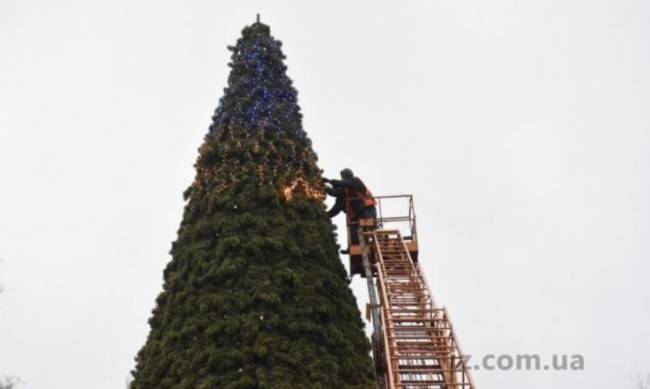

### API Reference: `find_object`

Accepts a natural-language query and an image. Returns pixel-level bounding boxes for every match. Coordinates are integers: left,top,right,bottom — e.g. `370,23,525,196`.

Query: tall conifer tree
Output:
130,21,375,388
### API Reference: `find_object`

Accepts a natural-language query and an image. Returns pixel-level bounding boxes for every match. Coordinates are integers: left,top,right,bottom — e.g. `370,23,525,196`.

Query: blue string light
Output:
210,27,305,140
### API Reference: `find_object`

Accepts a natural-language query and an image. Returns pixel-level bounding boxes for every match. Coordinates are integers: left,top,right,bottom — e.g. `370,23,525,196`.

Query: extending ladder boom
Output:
360,229,475,389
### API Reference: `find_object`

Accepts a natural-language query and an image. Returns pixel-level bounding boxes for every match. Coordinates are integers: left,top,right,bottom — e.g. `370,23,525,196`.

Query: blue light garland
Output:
210,27,305,140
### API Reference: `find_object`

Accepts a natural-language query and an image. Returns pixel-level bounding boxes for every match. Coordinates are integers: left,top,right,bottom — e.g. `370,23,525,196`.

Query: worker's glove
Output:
322,177,330,183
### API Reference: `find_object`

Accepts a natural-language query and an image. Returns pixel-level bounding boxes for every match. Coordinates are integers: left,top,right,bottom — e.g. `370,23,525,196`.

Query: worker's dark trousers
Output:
350,206,378,246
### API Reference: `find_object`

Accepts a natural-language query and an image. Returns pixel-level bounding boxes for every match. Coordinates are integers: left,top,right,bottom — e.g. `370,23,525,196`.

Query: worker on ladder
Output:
323,168,377,254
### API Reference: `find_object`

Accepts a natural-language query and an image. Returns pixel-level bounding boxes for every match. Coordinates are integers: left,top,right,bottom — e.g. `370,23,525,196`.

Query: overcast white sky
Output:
1,1,649,388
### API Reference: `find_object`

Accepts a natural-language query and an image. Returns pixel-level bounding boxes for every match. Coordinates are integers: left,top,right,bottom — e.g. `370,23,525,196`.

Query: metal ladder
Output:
360,229,475,389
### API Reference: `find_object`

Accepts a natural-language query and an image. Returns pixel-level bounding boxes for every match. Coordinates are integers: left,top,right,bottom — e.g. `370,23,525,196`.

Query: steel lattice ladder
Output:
359,228,475,389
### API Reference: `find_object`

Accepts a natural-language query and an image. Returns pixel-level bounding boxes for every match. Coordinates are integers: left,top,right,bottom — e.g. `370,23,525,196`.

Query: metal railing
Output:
346,194,418,250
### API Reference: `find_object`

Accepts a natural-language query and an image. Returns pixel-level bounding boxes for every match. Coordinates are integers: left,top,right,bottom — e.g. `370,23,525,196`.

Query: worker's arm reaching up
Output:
327,177,366,192
323,170,371,218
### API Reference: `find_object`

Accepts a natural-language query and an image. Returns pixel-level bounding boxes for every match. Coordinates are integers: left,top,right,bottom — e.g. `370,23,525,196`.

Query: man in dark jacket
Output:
323,168,377,252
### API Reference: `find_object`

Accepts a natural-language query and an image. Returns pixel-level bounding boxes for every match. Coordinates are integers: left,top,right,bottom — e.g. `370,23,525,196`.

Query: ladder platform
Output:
344,194,474,388
358,228,474,388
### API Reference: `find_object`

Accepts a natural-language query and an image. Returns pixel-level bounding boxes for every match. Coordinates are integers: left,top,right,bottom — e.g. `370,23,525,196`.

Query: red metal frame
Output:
347,194,475,389
345,194,418,250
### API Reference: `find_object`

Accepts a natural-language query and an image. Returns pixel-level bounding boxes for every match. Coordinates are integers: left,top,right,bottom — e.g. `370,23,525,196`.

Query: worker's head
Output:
340,168,354,180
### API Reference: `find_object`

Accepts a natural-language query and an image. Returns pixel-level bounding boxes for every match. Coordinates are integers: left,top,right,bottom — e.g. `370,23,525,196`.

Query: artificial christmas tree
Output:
130,21,375,389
